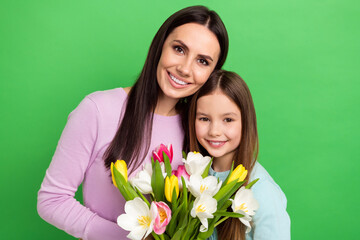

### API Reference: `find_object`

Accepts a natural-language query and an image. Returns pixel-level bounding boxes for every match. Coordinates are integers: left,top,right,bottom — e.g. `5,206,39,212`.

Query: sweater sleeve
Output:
250,179,291,240
37,96,123,240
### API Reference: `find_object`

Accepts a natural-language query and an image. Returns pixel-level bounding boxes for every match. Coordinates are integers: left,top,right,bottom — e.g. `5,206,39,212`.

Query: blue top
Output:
207,162,291,240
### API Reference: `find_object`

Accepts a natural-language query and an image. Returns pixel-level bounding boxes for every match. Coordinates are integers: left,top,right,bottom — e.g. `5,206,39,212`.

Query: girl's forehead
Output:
196,91,241,114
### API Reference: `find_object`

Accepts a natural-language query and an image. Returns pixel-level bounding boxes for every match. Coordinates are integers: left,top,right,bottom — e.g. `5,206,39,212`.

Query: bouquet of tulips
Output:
111,144,259,240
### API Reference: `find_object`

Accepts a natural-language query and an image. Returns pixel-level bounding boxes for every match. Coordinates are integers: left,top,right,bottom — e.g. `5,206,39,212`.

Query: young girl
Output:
187,70,290,240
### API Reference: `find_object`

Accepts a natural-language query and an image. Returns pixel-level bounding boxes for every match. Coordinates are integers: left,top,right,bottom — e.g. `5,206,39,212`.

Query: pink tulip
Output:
151,201,172,234
173,165,190,181
152,144,173,163
172,165,190,189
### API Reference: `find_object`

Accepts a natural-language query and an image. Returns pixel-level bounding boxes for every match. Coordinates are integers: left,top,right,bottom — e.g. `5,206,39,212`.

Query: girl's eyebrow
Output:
173,40,214,62
196,111,208,116
222,112,238,116
196,111,239,117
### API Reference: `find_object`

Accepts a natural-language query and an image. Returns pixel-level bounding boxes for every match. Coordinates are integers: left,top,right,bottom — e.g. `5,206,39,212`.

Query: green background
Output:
1,0,359,239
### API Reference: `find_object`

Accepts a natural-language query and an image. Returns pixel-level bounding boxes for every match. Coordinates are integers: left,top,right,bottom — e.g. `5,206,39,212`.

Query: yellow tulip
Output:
111,160,128,187
164,175,179,202
227,164,248,184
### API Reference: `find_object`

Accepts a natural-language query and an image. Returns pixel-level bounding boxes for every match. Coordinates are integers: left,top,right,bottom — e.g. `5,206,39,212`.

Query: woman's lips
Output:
167,71,190,89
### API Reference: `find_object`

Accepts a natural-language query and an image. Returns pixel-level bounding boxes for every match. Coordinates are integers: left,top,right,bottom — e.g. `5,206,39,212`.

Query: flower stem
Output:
151,232,160,240
214,216,229,228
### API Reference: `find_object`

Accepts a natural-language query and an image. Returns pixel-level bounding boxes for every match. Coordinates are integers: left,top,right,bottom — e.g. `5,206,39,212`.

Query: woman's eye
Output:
174,46,184,54
198,58,209,66
224,118,233,123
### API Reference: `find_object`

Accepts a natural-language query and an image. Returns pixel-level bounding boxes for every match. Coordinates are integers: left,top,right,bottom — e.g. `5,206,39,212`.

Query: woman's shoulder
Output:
70,87,130,122
86,87,129,106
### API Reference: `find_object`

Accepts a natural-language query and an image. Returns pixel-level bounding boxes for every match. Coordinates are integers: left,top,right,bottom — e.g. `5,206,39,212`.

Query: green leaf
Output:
167,202,184,236
214,179,237,201
152,232,161,240
184,219,201,239
152,160,165,201
221,161,235,187
182,151,187,159
220,200,232,211
181,176,188,210
201,157,213,178
213,211,244,218
163,152,172,177
113,167,135,200
195,221,214,239
171,187,178,211
217,181,245,208
246,178,259,189
134,187,150,207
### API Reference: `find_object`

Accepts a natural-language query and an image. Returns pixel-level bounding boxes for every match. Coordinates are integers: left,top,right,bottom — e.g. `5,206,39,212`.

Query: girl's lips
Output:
207,140,227,148
167,71,190,89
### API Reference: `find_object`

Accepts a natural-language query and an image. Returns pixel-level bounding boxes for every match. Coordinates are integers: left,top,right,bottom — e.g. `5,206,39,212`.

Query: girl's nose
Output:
209,122,221,137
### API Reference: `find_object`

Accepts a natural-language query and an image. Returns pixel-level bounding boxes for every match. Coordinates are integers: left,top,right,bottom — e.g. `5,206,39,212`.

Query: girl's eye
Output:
199,117,209,122
224,118,233,123
198,58,209,66
174,46,184,54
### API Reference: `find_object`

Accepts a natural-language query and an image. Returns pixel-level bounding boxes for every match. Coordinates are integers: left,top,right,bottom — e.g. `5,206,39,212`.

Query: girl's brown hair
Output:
187,70,259,239
104,6,229,172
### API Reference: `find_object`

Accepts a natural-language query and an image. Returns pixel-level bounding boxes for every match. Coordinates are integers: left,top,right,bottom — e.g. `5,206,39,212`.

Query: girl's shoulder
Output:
248,162,291,239
250,162,287,206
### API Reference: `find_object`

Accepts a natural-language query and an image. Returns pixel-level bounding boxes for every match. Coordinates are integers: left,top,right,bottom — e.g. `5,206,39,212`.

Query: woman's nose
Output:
176,58,191,77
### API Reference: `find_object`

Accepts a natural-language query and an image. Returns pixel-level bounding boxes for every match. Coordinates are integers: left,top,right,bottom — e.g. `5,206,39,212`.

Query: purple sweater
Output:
37,88,184,240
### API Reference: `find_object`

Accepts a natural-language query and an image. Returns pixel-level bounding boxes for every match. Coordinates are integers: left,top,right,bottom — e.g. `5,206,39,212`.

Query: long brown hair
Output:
188,70,259,239
104,6,229,172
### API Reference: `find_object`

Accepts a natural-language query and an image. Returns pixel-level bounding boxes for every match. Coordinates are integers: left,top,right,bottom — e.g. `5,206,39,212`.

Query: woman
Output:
37,5,229,240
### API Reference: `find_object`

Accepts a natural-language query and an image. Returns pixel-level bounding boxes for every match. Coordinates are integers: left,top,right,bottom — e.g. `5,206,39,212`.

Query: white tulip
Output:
190,194,217,232
117,197,156,240
183,151,211,176
188,175,222,198
231,186,259,233
130,162,167,194
129,163,153,194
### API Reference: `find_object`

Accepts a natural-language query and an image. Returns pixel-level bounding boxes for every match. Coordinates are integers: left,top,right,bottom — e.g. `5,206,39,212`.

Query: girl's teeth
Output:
210,141,223,145
170,74,187,85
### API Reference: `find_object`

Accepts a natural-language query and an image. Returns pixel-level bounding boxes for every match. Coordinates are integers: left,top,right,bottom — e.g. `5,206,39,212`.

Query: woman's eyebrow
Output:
173,40,214,62
173,40,189,51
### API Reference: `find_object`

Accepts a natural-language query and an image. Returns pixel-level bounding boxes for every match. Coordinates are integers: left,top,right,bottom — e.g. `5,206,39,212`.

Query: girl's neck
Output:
212,155,233,172
154,93,179,116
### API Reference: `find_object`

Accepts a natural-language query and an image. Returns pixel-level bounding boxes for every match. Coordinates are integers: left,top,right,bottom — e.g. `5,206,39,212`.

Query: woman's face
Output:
157,23,221,101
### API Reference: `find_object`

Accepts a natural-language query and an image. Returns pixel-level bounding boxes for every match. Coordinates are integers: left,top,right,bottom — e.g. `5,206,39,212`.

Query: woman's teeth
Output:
170,73,187,85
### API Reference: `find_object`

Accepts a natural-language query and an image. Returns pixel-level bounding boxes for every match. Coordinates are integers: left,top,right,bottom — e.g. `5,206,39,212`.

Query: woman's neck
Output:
154,93,179,116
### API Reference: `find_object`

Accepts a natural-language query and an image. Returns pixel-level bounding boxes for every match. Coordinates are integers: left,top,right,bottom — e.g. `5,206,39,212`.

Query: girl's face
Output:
195,90,242,164
157,23,220,101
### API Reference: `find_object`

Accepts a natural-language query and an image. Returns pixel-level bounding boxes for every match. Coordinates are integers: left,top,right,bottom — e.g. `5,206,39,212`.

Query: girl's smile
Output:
206,140,227,148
